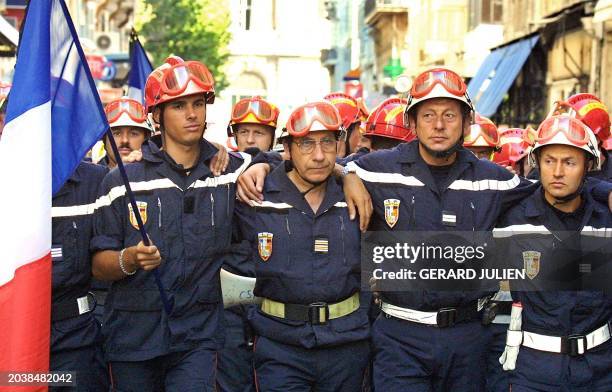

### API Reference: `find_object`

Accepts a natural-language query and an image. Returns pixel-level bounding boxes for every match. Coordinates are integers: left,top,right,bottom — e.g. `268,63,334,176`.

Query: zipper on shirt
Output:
285,215,291,235
470,201,476,232
158,197,162,228
210,193,215,227
340,215,346,265
72,221,77,230
226,184,231,218
410,195,416,228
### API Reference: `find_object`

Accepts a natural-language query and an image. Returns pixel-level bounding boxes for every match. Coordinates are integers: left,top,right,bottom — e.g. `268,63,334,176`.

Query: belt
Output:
261,292,360,325
381,300,482,328
52,292,96,322
520,322,611,356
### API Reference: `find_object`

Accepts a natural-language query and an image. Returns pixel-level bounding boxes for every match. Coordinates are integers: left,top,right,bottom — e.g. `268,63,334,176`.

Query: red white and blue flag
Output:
0,0,108,383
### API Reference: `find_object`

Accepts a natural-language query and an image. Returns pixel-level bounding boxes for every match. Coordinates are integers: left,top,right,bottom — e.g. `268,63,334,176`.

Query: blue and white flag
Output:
128,31,153,104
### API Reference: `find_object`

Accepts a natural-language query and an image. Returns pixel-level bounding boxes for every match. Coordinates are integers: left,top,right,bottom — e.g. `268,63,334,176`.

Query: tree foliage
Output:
138,0,231,91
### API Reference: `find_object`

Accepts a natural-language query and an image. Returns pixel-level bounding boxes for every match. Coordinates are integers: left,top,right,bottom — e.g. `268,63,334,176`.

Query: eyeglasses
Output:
232,97,277,123
536,116,592,146
286,102,343,137
464,122,500,146
105,98,147,123
410,68,467,99
293,137,337,154
160,61,214,96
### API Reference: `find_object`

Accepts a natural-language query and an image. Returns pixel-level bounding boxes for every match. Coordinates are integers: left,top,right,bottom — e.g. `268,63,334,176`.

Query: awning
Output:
593,0,612,23
467,35,539,117
0,15,18,56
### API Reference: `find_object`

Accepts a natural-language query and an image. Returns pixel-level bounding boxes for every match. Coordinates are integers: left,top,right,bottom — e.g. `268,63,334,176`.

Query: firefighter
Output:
217,95,280,392
464,113,500,160
234,101,370,391
496,114,611,391
91,56,251,391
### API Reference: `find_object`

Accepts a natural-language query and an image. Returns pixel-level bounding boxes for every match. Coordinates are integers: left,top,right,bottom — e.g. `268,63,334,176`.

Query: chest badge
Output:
128,201,148,230
258,232,274,261
384,199,400,228
522,251,541,280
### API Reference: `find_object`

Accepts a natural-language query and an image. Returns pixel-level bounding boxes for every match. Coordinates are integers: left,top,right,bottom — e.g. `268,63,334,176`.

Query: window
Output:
469,0,503,29
238,0,253,30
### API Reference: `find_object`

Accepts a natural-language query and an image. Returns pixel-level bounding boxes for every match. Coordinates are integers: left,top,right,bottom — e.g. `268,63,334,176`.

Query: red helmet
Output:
278,101,343,140
323,92,359,130
464,113,499,147
493,127,533,166
356,97,369,122
562,93,611,142
549,94,611,142
145,56,215,112
363,98,415,142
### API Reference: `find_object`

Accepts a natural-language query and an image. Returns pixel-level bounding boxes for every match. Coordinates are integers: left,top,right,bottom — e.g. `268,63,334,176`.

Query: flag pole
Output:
104,130,174,314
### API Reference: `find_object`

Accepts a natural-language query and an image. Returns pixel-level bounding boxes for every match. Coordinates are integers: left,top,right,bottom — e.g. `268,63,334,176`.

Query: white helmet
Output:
529,115,601,170
105,96,153,133
405,68,473,121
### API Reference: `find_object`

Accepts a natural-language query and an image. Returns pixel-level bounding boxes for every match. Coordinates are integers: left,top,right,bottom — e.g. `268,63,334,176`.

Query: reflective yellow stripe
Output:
261,292,360,321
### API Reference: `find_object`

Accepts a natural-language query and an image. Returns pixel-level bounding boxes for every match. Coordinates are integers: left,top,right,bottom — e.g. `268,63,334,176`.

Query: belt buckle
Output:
436,308,457,328
565,334,587,356
308,302,329,325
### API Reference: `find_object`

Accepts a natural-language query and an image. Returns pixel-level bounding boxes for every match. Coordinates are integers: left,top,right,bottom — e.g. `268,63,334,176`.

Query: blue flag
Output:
128,31,153,104
5,0,109,195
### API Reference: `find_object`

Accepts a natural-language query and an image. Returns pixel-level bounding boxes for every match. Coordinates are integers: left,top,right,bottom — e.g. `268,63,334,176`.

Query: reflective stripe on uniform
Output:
492,224,552,238
92,152,251,212
448,175,521,191
346,162,425,187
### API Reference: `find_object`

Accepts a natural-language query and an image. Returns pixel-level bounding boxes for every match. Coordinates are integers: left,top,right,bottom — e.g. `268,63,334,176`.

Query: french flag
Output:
127,31,153,104
0,0,108,383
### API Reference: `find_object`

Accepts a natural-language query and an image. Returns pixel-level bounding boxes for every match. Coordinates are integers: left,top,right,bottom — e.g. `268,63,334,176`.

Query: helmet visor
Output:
410,68,467,99
105,98,147,123
287,102,342,137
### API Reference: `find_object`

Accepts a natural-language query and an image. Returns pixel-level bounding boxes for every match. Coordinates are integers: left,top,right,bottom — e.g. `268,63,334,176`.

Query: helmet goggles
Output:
160,61,214,97
232,97,278,124
536,116,591,147
464,122,499,146
105,98,147,124
286,101,343,137
410,68,467,99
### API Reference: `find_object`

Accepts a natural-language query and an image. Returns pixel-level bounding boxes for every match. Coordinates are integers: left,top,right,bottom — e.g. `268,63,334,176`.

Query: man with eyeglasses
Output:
233,101,370,391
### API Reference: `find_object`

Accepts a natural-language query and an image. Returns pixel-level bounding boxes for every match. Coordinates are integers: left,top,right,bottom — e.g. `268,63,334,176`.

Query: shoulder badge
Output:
522,250,541,280
258,232,273,261
128,201,148,230
384,199,400,228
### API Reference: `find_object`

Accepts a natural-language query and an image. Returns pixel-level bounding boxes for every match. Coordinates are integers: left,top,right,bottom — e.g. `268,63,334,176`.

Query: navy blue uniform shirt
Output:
52,161,107,352
347,140,538,310
91,139,250,361
234,163,370,348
